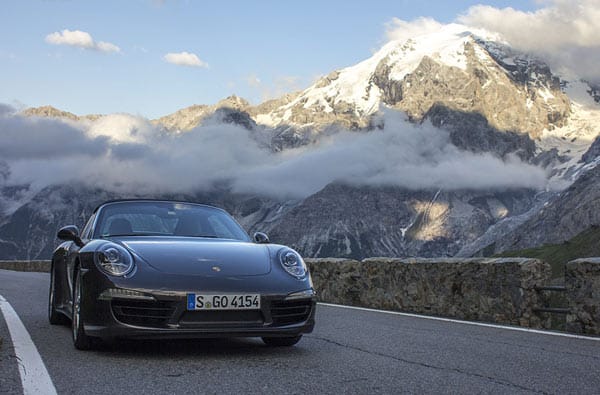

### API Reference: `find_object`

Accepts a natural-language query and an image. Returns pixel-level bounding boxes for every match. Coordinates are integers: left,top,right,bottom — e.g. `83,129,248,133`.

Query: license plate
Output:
187,294,260,310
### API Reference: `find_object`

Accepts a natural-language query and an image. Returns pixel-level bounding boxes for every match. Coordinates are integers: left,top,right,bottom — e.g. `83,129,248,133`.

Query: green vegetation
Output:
496,225,600,278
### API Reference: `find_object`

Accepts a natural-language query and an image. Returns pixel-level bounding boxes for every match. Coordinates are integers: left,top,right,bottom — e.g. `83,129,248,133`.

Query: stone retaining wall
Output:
306,258,553,329
2,257,598,334
0,260,51,272
566,259,600,335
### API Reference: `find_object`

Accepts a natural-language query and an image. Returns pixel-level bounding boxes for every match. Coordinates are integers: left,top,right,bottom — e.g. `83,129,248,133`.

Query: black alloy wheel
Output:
48,263,68,325
72,267,93,350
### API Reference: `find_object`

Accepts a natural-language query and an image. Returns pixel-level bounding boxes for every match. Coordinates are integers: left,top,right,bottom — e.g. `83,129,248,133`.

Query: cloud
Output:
0,114,109,160
0,106,547,198
0,104,15,117
163,51,208,68
232,111,547,197
385,17,444,42
458,0,600,82
45,29,121,53
246,74,261,88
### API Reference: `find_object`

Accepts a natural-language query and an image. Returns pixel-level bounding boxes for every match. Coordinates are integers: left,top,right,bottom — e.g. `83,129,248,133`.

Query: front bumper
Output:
83,290,316,340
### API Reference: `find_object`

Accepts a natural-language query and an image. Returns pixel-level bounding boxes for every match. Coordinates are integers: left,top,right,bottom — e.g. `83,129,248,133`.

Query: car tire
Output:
49,263,69,325
262,335,302,347
72,266,95,350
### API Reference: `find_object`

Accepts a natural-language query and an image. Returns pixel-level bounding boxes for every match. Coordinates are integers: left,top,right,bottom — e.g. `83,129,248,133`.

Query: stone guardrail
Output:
566,258,600,335
1,257,598,335
306,258,553,329
0,260,51,272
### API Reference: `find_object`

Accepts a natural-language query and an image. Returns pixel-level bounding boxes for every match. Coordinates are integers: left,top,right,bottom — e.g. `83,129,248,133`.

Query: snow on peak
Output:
273,24,502,124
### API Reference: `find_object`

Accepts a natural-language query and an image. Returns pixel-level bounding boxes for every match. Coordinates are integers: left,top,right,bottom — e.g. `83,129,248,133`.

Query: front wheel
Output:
48,263,68,325
72,267,94,350
262,335,302,347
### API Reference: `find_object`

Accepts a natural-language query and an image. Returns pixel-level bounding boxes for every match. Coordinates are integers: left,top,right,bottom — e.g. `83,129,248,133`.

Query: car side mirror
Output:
57,225,85,248
253,232,270,244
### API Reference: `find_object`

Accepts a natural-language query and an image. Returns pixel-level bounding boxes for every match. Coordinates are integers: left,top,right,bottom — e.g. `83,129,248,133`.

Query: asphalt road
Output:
0,269,599,394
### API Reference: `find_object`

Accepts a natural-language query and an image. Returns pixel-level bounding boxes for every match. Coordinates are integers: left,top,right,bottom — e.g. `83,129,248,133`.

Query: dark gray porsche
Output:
49,200,316,350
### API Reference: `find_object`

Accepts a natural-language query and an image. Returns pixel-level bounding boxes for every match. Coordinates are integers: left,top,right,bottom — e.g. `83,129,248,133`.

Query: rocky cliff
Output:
268,184,536,259
488,165,600,254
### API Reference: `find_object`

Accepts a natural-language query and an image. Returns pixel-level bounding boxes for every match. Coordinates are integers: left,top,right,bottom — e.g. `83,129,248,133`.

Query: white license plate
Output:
187,294,260,310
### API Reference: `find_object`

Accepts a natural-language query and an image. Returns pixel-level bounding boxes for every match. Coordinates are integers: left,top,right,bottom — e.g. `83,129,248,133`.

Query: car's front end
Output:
77,237,316,342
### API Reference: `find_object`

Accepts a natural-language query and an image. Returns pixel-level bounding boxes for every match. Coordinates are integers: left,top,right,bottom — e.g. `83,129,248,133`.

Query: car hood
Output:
118,237,271,276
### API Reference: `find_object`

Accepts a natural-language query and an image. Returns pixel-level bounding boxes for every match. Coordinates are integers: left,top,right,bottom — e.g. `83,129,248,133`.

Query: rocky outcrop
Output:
424,104,536,160
306,257,552,328
492,165,600,253
388,45,569,141
21,105,102,122
270,184,536,259
153,95,253,131
581,135,600,164
566,258,600,335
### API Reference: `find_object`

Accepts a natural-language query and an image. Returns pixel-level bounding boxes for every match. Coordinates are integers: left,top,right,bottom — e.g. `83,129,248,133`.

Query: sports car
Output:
49,199,316,350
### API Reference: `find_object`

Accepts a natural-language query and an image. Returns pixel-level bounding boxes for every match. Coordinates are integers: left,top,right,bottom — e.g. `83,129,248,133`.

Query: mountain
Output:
153,95,255,131
267,183,536,259
259,25,570,139
4,23,600,260
21,105,102,122
488,164,600,254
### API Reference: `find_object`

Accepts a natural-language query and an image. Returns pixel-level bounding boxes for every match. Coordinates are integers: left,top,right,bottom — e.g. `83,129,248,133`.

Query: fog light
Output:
98,288,155,301
285,289,316,300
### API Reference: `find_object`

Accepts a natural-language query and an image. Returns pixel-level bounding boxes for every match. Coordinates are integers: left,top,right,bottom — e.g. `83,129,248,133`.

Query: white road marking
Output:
319,302,600,342
0,294,57,395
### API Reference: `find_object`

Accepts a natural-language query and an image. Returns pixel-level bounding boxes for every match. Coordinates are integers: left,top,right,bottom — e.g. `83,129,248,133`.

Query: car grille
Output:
178,310,264,327
111,300,176,328
270,300,312,326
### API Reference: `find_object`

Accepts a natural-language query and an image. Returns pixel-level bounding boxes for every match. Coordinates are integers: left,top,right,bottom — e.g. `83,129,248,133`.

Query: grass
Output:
495,225,600,278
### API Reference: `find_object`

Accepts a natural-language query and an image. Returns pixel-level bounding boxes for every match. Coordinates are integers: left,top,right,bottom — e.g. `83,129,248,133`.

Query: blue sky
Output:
0,0,540,118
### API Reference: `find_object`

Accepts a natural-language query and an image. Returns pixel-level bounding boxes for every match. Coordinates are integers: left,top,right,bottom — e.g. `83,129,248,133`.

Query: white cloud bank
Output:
0,106,547,199
163,51,208,68
457,0,600,82
45,29,120,53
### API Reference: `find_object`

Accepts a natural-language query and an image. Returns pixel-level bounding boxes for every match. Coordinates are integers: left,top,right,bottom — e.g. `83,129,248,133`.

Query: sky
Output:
0,0,544,119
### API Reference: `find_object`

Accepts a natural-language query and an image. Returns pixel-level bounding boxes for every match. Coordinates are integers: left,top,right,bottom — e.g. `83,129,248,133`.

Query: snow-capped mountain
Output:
256,24,572,148
2,23,600,260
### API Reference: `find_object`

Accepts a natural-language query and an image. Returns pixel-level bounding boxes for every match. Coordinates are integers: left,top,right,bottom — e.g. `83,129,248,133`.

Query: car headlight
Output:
279,248,307,279
94,242,134,276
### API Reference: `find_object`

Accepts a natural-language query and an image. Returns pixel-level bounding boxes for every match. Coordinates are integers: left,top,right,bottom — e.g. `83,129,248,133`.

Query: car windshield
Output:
93,201,250,242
